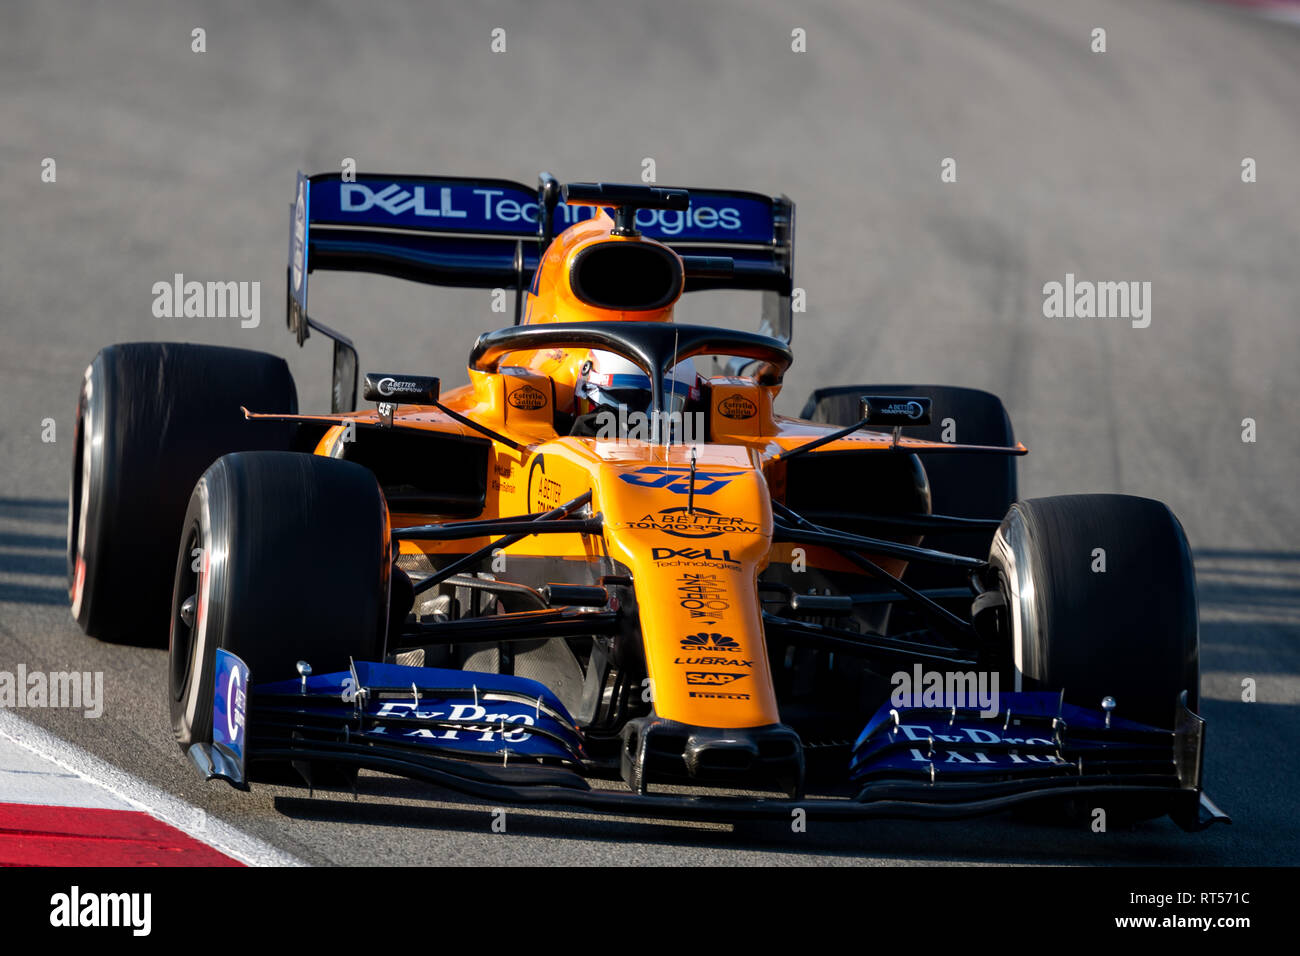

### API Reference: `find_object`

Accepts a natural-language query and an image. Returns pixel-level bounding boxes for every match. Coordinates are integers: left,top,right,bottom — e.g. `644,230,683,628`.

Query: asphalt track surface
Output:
1,0,1298,866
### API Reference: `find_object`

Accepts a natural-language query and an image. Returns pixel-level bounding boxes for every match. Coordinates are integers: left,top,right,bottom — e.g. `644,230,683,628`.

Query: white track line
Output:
0,709,304,867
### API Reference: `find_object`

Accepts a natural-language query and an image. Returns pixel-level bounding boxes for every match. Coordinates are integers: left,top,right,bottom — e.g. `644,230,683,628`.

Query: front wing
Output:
190,651,1228,831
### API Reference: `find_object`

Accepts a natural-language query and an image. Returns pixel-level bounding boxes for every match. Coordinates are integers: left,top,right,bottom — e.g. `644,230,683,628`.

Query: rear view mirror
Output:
362,373,440,405
859,395,932,426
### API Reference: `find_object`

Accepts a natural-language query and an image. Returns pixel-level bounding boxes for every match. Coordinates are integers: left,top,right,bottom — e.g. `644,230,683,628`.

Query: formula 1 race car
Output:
67,171,1227,830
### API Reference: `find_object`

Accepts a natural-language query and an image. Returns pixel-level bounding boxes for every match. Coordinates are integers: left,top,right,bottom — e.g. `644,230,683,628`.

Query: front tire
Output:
989,493,1199,729
990,494,1200,826
169,451,391,751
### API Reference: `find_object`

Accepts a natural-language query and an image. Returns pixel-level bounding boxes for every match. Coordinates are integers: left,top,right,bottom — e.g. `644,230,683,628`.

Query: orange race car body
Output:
70,171,1225,829
265,174,1020,738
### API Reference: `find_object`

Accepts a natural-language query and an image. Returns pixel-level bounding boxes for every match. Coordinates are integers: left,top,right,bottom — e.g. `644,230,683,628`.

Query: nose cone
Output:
595,447,779,730
621,717,805,798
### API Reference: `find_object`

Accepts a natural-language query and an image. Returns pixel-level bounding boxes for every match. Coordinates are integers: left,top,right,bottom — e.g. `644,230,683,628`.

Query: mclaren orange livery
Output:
65,172,1225,828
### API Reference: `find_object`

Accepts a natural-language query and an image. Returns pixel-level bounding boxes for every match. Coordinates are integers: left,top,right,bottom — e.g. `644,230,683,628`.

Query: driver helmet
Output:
574,349,699,420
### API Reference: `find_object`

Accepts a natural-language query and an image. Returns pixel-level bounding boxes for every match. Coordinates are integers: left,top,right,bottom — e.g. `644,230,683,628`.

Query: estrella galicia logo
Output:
508,384,547,410
619,465,738,496
681,632,741,652
685,672,747,686
717,395,757,420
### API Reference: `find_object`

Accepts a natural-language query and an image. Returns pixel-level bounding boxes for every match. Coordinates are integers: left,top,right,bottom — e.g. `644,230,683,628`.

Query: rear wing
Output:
286,171,795,348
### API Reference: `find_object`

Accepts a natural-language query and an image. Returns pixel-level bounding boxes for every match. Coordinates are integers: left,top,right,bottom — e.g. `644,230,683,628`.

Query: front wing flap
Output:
198,660,1226,831
849,692,1226,830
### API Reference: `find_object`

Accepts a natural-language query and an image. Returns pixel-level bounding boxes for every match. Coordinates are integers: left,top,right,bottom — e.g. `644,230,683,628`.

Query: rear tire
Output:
68,343,298,644
169,451,391,751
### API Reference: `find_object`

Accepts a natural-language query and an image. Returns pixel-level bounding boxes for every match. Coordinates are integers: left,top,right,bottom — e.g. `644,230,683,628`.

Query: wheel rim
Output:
171,520,203,703
989,506,1035,694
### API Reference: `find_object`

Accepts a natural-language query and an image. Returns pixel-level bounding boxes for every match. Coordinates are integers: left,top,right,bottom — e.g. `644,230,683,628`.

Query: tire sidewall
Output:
170,468,225,748
68,355,116,634
989,503,1036,693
